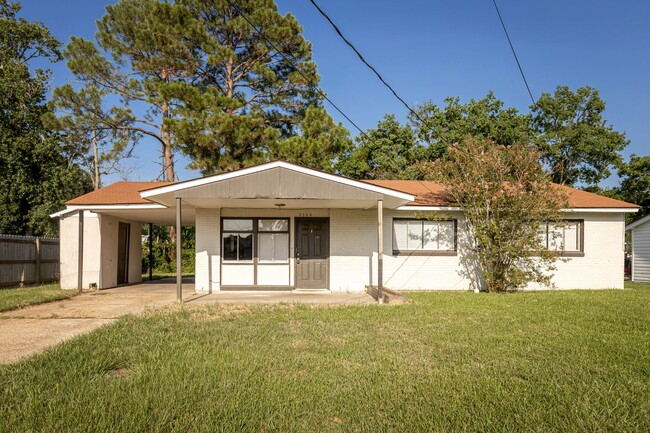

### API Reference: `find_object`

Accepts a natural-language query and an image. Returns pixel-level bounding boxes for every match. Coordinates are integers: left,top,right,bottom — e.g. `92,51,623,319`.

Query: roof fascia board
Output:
397,206,638,213
396,206,463,211
50,203,167,219
562,208,639,213
625,213,650,231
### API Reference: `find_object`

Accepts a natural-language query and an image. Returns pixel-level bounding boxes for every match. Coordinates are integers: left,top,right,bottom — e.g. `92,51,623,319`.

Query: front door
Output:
295,219,329,289
117,222,130,285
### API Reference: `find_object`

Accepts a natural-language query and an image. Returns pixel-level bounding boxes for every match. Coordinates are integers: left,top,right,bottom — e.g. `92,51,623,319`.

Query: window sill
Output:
558,251,585,257
392,250,457,257
529,251,585,258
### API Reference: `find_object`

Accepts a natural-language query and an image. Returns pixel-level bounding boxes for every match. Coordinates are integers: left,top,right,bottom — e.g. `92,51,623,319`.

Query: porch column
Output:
377,199,383,304
176,198,182,302
148,223,153,281
77,210,84,293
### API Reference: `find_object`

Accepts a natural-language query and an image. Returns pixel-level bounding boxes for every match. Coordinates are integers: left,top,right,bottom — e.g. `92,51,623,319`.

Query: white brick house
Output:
52,161,639,294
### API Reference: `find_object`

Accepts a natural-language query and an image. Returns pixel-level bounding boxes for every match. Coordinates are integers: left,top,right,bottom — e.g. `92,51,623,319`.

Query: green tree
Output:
172,0,320,173
60,0,194,181
419,137,567,292
269,106,351,172
0,0,90,236
532,85,629,186
412,92,532,159
619,154,649,221
45,84,136,190
61,0,324,177
337,114,424,180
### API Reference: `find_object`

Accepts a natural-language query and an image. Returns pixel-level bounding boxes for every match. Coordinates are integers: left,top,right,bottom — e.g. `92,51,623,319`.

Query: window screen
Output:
543,220,583,253
393,219,456,252
258,233,289,262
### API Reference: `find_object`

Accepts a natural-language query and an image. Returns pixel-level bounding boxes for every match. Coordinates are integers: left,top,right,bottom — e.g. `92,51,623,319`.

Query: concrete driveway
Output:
0,279,374,364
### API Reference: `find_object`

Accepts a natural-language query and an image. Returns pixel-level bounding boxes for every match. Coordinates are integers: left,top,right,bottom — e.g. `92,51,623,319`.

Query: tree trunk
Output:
161,99,175,183
92,130,100,190
160,70,176,251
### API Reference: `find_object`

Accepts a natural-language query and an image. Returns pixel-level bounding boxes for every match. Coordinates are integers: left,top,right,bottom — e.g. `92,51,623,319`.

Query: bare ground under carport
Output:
0,278,374,364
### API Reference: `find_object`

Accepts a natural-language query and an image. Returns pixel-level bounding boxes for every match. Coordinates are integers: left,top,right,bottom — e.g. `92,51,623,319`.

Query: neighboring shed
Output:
626,214,650,283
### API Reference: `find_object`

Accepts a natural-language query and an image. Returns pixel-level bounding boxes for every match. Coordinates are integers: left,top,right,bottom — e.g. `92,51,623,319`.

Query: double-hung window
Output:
540,220,584,256
393,219,456,255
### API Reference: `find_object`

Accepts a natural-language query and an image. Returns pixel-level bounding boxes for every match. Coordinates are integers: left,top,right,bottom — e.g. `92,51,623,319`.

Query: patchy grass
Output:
1,286,649,432
0,283,74,312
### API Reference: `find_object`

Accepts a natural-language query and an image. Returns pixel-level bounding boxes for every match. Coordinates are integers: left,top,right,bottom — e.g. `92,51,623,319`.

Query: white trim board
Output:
626,213,650,231
140,160,415,202
50,203,167,218
397,206,638,213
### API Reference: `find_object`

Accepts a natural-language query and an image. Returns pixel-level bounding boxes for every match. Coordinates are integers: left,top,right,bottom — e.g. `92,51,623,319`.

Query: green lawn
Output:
0,283,74,312
1,284,649,432
141,271,195,281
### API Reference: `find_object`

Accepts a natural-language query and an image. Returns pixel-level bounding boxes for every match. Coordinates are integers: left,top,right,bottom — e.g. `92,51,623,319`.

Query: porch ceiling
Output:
94,207,196,226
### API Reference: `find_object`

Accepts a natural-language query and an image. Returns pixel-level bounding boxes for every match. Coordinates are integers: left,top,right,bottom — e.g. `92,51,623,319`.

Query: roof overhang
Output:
50,204,196,226
626,213,650,231
563,208,639,213
395,206,639,213
141,161,415,209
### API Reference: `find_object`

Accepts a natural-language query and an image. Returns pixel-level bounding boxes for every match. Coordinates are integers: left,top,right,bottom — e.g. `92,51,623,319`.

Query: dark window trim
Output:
220,218,291,286
392,218,458,256
543,219,585,255
222,217,254,233
257,218,290,233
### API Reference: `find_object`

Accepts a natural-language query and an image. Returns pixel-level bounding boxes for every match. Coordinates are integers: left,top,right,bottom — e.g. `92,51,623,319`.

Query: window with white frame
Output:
540,220,583,254
393,219,456,254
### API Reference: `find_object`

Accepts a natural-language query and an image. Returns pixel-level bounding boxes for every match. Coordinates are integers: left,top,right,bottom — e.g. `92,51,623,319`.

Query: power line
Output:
491,0,536,104
224,0,372,142
308,0,429,126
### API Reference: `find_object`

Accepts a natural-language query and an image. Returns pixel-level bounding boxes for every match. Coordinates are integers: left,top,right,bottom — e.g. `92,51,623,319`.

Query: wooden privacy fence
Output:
0,235,60,287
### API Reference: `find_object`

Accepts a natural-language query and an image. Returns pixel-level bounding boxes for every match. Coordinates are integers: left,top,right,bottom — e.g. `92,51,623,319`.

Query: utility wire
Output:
308,0,429,126
224,0,372,142
491,0,536,104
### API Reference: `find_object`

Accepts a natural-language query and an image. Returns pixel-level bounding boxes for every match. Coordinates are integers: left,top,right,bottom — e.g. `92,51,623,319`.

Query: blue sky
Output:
19,0,650,186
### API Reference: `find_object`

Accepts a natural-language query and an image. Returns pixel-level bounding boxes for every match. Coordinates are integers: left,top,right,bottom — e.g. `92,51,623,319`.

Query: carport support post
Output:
77,210,84,293
148,223,153,282
176,198,182,302
377,199,383,304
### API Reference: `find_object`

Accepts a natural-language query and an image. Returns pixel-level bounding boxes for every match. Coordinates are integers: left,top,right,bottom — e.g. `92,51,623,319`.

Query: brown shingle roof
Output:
364,180,640,209
65,181,173,205
65,178,639,209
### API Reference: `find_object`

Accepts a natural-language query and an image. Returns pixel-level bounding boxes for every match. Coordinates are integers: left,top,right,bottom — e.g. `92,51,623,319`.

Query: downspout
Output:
377,199,384,304
176,197,182,302
77,210,84,293
98,213,103,289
